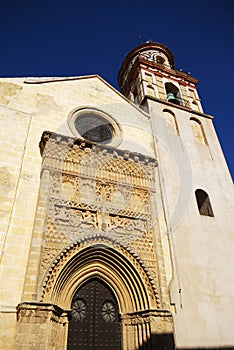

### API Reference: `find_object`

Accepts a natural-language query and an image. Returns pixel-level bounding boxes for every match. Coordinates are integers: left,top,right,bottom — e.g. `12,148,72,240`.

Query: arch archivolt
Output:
41,236,160,313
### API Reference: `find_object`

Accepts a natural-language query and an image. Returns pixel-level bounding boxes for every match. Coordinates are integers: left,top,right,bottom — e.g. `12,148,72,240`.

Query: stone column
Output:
14,302,69,350
121,309,174,350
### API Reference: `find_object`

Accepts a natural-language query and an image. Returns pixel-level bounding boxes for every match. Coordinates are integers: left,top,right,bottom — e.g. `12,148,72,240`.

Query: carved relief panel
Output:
38,132,163,297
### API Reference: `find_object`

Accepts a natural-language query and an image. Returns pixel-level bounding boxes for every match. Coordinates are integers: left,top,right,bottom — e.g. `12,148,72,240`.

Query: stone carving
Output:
54,207,96,228
108,215,145,236
39,131,157,174
40,236,160,307
54,206,70,222
79,177,100,205
37,132,167,309
139,50,163,63
121,309,173,327
49,204,147,245
41,248,60,271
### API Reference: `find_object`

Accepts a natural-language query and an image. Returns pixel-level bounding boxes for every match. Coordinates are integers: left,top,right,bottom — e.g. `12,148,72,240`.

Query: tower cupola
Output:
118,41,202,112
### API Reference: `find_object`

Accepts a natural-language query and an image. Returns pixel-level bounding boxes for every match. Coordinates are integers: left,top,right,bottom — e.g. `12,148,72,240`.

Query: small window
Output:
156,56,165,64
190,118,207,145
195,189,214,217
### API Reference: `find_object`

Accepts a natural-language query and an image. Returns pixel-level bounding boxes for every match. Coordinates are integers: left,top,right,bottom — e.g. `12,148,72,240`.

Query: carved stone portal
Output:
38,132,161,287
17,131,174,350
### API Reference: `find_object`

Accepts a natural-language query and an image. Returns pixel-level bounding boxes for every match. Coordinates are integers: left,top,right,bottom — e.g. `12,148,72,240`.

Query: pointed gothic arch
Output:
42,237,158,312
34,238,174,350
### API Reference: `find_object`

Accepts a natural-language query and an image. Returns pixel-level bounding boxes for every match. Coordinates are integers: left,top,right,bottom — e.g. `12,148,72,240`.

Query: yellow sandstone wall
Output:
0,76,159,349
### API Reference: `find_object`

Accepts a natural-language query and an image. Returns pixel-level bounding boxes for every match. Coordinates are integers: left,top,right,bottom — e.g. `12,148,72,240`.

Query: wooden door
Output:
67,278,121,349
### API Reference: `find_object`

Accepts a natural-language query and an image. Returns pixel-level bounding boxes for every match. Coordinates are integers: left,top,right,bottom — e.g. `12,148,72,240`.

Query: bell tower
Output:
118,41,202,112
119,41,234,348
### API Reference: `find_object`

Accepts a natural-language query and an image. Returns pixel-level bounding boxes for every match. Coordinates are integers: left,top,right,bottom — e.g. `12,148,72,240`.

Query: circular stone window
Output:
69,108,121,146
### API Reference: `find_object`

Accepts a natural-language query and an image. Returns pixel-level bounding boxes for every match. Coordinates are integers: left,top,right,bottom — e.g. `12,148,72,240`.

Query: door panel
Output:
67,278,121,350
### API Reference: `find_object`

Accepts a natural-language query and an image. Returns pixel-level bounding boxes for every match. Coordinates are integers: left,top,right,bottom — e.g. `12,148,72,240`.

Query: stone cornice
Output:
120,56,198,96
141,95,214,119
39,131,158,167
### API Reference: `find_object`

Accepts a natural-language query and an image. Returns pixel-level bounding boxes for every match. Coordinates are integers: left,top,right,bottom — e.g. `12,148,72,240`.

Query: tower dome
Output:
118,41,200,111
118,41,175,95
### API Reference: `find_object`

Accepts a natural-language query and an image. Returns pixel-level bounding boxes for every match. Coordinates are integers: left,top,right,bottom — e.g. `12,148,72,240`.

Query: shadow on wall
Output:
137,334,234,350
137,333,175,350
177,348,234,350
176,346,234,350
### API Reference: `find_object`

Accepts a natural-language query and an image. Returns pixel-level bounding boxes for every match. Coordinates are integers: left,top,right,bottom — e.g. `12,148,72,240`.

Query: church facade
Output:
0,42,233,350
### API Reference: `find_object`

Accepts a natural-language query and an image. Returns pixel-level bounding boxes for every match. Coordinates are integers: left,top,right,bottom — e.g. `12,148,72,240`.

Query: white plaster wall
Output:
148,99,234,347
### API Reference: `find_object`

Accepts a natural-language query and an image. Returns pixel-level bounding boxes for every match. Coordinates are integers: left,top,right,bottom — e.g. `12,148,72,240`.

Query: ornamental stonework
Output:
35,131,170,306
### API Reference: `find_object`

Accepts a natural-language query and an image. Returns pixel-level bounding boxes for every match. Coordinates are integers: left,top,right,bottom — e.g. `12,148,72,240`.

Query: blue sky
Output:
1,0,233,180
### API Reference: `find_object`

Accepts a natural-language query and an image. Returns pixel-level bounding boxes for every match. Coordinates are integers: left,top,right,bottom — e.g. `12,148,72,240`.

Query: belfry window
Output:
165,82,182,106
195,189,214,217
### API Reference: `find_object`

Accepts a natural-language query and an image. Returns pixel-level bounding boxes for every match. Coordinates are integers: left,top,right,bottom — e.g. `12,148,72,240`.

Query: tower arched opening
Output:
165,82,183,106
195,189,214,217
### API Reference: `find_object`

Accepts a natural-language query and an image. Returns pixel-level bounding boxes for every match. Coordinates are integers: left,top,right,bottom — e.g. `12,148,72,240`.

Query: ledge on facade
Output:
122,308,173,320
16,301,68,318
137,56,198,84
119,56,198,95
140,95,214,119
